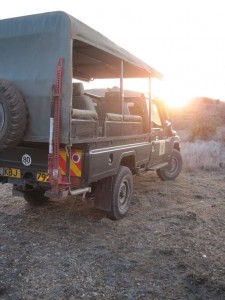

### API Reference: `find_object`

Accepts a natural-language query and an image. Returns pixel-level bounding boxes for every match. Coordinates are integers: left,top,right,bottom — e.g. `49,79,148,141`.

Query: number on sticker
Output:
22,154,32,166
37,172,49,182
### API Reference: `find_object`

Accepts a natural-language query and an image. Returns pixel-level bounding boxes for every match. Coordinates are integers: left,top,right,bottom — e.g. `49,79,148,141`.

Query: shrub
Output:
189,114,220,142
216,126,225,144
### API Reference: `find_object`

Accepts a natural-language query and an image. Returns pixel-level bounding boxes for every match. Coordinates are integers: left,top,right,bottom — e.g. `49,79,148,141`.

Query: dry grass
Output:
181,140,225,171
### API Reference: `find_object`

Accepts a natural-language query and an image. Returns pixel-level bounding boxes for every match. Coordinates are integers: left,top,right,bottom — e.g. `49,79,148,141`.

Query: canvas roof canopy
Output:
67,13,162,80
72,40,160,80
0,11,162,143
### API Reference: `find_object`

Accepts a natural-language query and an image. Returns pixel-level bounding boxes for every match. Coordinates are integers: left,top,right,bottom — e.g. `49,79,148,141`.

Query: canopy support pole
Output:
149,77,151,133
120,60,124,115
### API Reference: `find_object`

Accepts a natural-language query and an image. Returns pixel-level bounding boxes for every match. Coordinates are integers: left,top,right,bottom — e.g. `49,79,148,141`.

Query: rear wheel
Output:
109,166,133,220
23,190,49,206
157,149,182,181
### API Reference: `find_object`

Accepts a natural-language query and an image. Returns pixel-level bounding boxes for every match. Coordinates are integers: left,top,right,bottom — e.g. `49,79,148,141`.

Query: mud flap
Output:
94,176,113,212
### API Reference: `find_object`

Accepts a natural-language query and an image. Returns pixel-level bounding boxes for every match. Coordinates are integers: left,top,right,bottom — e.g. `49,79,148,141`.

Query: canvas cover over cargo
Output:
0,11,162,144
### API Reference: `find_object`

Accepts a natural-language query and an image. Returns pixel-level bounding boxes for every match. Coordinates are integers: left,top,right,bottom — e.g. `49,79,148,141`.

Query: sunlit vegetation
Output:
168,97,225,171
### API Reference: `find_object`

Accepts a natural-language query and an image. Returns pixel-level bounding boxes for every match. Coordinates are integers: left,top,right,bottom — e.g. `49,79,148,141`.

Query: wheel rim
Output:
167,156,178,176
0,104,5,132
118,179,130,212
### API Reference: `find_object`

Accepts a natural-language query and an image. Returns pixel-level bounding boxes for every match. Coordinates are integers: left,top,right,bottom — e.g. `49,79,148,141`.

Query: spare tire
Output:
0,79,28,151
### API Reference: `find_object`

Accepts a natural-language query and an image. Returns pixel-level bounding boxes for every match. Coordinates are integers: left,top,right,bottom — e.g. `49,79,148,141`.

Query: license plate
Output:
4,168,21,178
37,172,49,182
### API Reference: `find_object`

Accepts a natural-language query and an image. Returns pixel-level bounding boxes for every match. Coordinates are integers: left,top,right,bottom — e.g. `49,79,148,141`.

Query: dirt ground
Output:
1,169,225,300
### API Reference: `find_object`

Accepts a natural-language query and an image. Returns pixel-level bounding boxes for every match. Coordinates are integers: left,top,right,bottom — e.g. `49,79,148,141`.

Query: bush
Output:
216,126,225,144
189,115,220,141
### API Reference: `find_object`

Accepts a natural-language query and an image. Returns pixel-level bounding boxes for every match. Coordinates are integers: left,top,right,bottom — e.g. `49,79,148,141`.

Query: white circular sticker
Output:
22,154,32,166
72,153,80,163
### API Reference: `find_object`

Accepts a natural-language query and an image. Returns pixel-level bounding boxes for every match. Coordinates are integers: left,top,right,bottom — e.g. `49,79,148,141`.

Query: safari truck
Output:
0,11,182,219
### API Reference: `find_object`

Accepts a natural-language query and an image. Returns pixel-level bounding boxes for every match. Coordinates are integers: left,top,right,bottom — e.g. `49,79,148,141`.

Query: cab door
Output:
149,100,170,167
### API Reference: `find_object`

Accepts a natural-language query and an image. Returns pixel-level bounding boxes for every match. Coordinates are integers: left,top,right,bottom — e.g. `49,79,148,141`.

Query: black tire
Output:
23,190,49,206
0,79,28,151
157,149,182,181
109,166,133,220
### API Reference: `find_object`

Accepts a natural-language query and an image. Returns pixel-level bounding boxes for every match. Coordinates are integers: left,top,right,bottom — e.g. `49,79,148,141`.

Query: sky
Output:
0,0,224,107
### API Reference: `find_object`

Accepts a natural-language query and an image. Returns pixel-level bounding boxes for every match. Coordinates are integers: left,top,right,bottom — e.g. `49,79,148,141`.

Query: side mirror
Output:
165,119,173,136
165,119,172,128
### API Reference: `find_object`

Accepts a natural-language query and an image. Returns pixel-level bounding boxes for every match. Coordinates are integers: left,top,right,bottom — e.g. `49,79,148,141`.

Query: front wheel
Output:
23,190,49,206
157,149,182,181
109,166,133,220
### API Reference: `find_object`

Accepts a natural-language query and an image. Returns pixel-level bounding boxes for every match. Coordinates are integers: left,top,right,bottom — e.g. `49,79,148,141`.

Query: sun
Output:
152,78,192,108
124,78,192,108
163,95,191,108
